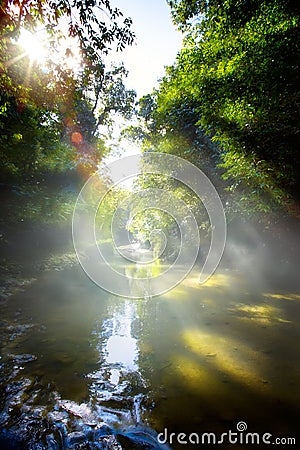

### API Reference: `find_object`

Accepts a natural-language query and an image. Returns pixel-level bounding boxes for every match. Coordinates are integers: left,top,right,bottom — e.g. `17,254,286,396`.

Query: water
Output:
1,255,300,448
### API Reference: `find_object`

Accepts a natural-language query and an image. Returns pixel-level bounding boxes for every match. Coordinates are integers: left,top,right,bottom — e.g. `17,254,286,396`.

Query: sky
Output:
109,0,183,98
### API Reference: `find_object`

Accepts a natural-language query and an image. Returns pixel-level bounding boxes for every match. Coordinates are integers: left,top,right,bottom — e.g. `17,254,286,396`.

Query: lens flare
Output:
72,153,227,298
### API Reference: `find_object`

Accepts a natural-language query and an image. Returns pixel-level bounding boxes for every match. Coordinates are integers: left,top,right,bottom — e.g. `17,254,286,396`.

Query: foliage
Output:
0,0,134,60
0,1,136,180
81,63,136,133
132,0,300,220
123,171,210,260
0,173,80,227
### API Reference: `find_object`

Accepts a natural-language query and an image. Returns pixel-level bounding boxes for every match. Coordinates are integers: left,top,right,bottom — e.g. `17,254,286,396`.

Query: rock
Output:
59,401,99,426
94,423,113,438
66,431,87,446
97,435,122,449
9,353,37,364
46,433,60,450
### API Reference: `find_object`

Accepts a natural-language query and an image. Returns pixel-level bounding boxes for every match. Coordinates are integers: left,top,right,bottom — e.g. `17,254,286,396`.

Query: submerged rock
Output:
8,353,37,364
59,400,100,427
96,435,122,449
117,426,171,449
67,431,88,447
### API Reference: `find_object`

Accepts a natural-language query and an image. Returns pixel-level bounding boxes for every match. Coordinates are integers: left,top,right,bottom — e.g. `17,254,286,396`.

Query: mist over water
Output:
0,217,299,449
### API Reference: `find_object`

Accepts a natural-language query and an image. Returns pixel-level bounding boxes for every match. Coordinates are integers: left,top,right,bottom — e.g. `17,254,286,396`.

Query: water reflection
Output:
106,334,138,370
88,298,147,428
0,266,162,449
95,300,139,377
0,250,300,448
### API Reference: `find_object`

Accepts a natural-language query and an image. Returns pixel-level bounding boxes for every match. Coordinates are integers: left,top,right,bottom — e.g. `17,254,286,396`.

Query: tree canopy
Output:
0,0,134,57
0,0,136,180
131,0,300,221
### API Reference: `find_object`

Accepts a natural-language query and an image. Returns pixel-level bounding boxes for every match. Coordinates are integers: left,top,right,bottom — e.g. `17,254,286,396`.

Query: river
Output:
0,241,300,449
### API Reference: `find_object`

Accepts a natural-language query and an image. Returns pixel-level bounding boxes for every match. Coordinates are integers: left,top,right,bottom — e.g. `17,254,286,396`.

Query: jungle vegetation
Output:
1,0,299,233
127,0,300,223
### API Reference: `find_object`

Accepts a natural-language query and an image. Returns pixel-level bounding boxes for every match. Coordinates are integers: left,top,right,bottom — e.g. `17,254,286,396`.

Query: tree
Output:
0,1,136,178
132,0,300,219
81,63,136,134
0,0,134,60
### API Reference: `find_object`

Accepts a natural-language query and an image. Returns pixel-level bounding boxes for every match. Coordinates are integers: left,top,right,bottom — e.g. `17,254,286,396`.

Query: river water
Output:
0,247,300,449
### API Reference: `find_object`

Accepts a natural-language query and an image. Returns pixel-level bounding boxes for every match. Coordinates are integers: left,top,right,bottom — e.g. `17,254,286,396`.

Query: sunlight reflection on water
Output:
106,334,138,370
1,251,300,448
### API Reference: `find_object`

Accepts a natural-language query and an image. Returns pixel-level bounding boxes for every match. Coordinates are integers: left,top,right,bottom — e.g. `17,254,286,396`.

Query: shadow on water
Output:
0,231,300,449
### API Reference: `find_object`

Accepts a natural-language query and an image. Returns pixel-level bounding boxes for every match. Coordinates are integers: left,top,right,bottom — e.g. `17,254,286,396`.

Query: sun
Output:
18,27,82,72
18,29,47,64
